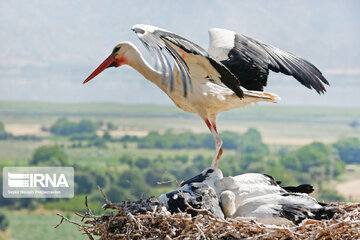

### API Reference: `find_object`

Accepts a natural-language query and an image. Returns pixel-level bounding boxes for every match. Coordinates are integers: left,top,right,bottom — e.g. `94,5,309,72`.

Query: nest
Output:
56,188,360,240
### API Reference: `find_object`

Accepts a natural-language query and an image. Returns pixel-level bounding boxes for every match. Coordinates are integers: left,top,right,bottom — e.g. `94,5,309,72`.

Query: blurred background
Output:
0,1,359,239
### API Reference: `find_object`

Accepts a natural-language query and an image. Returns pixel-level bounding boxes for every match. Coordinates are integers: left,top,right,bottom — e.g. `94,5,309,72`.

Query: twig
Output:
55,213,85,229
85,196,94,217
97,185,112,206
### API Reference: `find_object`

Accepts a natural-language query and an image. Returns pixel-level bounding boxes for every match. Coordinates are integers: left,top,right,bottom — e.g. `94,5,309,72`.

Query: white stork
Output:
172,167,335,225
179,167,313,203
83,24,329,167
220,191,336,225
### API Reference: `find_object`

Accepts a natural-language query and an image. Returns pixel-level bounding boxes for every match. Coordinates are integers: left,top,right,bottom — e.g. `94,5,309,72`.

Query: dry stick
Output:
85,196,94,217
54,215,65,229
55,183,360,239
55,213,85,229
73,211,95,222
97,185,112,206
55,213,95,240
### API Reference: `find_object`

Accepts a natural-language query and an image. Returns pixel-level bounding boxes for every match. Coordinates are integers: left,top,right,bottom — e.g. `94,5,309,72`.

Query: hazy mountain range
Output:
0,0,359,106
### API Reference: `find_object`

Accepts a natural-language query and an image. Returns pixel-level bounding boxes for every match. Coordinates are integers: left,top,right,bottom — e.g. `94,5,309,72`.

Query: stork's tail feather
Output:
283,184,314,194
243,90,281,103
280,204,338,224
313,206,339,221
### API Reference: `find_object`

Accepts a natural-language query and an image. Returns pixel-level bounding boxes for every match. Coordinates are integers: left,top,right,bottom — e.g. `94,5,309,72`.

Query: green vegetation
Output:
0,101,359,239
334,137,360,164
4,211,88,240
1,127,352,211
0,121,9,140
106,122,117,130
134,128,269,154
0,120,41,141
31,145,69,166
0,212,9,232
50,118,99,136
318,189,346,202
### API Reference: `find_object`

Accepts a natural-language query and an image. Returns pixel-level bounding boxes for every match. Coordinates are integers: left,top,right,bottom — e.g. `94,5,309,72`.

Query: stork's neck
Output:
128,47,166,92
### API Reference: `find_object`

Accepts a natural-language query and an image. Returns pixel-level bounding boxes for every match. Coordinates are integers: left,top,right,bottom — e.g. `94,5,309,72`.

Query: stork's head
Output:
83,41,138,84
180,167,223,188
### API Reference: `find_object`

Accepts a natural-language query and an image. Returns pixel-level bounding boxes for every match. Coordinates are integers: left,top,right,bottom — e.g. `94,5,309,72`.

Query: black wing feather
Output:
221,34,329,93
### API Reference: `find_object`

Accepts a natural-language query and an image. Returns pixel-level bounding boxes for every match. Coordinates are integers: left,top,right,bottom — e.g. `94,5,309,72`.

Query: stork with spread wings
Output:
84,24,329,168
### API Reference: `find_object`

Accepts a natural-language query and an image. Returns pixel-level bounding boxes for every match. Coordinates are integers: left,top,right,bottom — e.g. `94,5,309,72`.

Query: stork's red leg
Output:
205,119,223,167
212,122,223,159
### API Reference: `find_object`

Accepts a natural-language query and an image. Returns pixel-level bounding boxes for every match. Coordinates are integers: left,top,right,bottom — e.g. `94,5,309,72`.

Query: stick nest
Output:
56,189,360,240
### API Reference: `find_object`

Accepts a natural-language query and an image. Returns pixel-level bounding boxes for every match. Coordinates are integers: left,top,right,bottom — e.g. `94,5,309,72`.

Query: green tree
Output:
107,122,117,130
290,142,345,180
0,213,9,231
318,189,345,202
279,155,302,171
77,120,98,134
135,157,151,169
0,121,12,140
0,121,4,132
102,131,112,141
119,154,134,167
221,131,239,149
240,153,265,171
50,118,99,136
30,145,69,166
243,128,262,143
50,118,77,135
296,142,332,172
241,128,269,155
106,185,128,201
333,138,360,164
145,169,164,187
75,172,97,194
90,136,107,148
117,169,151,198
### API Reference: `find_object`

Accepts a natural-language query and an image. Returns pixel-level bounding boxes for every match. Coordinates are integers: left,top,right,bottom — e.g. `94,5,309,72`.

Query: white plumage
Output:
84,24,328,168
220,191,327,225
174,167,335,225
208,28,236,61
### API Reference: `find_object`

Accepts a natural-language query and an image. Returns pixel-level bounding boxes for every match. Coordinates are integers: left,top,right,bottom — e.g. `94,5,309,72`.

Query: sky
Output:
0,0,359,106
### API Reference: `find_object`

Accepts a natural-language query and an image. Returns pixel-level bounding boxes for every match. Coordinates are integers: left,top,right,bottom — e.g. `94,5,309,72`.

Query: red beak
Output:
83,54,117,84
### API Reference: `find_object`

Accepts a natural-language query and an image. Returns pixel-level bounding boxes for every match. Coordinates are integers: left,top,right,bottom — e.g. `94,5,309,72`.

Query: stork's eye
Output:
206,169,214,175
132,28,145,34
112,46,121,54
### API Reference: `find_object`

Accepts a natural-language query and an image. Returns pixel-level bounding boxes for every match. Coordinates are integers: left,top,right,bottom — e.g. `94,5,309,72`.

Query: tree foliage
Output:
30,145,69,166
2,126,354,210
50,118,99,136
0,213,9,231
0,121,4,133
279,142,346,182
333,137,360,164
106,122,117,130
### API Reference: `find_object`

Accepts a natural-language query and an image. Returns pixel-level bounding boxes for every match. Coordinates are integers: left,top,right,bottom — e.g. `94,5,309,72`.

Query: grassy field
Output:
2,210,88,240
1,101,359,124
0,101,359,239
1,101,359,145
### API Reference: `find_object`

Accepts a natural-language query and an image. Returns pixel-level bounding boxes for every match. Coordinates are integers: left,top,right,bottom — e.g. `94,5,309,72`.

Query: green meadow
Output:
0,101,359,239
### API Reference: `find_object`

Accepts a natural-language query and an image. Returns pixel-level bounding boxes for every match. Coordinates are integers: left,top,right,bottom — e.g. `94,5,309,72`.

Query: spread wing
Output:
208,28,329,93
132,24,243,98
